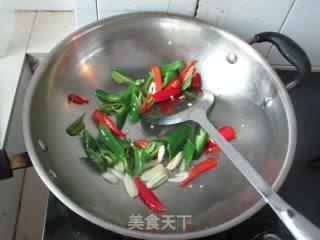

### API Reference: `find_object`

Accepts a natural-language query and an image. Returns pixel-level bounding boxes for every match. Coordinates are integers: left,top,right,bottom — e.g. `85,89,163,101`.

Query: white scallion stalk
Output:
146,170,168,189
179,159,186,172
102,171,120,184
110,168,124,181
166,151,183,171
141,164,165,182
157,145,165,163
143,159,159,171
168,171,189,182
124,174,138,198
114,161,124,172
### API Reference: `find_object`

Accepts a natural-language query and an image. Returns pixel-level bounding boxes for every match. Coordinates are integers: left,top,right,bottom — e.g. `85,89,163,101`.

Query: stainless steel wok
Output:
16,12,312,239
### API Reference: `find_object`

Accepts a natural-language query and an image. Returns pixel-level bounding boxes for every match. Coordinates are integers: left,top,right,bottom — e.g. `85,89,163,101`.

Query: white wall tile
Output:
98,0,170,11
196,0,295,57
167,0,198,16
75,8,98,28
97,0,198,18
267,0,320,67
14,0,74,10
0,12,35,148
74,0,97,28
98,10,132,19
27,12,76,54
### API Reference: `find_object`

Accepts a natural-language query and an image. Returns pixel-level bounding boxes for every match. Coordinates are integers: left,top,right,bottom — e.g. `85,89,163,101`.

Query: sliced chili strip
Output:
179,59,197,81
68,93,90,105
92,109,126,138
180,158,217,187
141,94,155,113
150,66,163,92
152,88,182,103
191,72,201,88
134,139,149,149
164,78,181,91
204,126,236,153
134,177,166,212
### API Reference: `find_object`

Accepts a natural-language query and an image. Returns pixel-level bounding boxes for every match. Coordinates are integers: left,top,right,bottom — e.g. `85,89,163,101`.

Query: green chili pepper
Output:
114,85,134,128
131,144,149,176
183,139,195,166
184,89,199,99
99,102,125,114
111,69,135,85
83,129,97,151
98,125,125,157
142,74,153,94
122,155,134,176
181,75,193,90
160,60,185,73
167,123,194,159
85,148,108,172
96,140,118,165
95,89,121,103
194,127,208,157
144,140,164,159
115,105,129,129
66,113,85,136
163,70,178,87
129,85,143,124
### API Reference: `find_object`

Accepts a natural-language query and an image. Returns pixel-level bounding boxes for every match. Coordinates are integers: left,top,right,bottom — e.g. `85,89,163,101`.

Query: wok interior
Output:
27,14,292,235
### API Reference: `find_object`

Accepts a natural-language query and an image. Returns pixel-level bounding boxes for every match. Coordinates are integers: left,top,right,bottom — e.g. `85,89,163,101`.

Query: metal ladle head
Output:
142,90,215,125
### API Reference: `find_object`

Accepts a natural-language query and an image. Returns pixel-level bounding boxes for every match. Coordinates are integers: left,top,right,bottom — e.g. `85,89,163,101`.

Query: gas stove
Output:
10,57,320,239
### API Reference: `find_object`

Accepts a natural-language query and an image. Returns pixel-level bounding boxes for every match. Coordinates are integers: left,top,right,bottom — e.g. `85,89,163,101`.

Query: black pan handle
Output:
248,32,311,89
0,149,32,180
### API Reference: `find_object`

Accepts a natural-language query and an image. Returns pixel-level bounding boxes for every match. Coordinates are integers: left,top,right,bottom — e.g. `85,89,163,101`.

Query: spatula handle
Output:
190,108,320,240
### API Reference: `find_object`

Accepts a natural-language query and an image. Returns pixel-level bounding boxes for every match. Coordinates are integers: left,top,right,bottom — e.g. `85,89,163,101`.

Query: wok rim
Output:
23,12,297,239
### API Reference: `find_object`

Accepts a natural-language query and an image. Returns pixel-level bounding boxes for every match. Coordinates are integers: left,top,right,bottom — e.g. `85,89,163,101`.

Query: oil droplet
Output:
125,129,129,133
199,185,203,188
226,52,238,64
241,124,245,128
150,125,155,129
168,40,172,45
189,184,193,188
187,103,193,107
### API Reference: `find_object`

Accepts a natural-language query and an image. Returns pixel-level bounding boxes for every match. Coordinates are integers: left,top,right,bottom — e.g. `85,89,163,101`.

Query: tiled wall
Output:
74,0,319,69
14,0,74,10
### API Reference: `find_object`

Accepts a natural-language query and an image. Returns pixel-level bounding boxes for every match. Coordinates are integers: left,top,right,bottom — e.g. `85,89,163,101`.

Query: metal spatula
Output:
143,90,320,240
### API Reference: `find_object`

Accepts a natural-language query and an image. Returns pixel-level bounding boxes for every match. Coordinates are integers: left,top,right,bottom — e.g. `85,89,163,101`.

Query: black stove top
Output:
42,71,320,240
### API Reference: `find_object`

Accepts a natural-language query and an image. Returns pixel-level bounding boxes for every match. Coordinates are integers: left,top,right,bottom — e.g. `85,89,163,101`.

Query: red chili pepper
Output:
159,94,184,113
204,126,236,154
180,59,197,81
150,66,163,92
92,109,126,138
68,93,90,105
141,94,155,113
134,177,166,212
134,139,148,149
164,78,181,91
180,158,217,187
191,72,201,88
152,88,182,103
